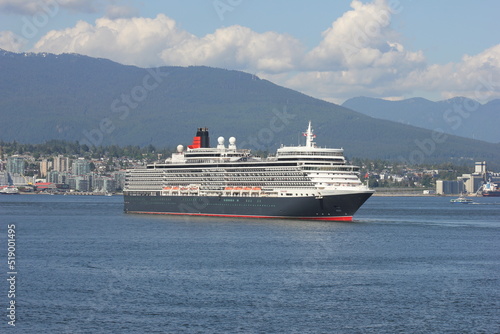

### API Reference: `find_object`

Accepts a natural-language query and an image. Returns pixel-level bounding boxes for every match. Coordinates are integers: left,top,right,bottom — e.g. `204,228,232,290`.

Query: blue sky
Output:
1,0,499,103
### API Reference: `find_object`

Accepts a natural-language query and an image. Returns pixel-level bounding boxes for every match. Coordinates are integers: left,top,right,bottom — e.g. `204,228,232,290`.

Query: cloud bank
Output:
0,31,26,52
0,0,110,15
32,14,192,67
1,0,499,102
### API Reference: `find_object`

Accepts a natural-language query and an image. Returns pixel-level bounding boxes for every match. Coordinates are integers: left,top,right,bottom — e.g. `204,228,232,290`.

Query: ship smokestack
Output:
189,127,210,149
197,127,210,148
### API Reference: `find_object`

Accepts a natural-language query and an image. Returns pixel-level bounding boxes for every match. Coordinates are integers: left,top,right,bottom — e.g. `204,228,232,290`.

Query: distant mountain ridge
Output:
342,96,500,143
1,49,500,168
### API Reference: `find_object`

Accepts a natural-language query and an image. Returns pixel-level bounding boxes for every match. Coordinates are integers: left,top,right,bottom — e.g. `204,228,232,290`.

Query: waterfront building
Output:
459,174,485,194
47,171,60,184
67,175,90,192
47,171,71,185
436,161,499,195
77,178,90,192
112,170,126,191
436,180,465,195
7,156,25,175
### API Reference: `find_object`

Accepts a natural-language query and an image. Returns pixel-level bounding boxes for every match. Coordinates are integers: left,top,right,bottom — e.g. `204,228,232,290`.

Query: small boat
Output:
0,186,20,195
450,195,473,204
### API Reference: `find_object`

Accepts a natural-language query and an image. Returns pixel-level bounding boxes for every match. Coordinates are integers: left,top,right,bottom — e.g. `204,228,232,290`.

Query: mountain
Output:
1,49,500,168
342,96,500,143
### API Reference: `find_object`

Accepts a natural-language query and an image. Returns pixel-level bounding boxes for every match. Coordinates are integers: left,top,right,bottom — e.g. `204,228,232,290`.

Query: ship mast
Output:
305,121,316,148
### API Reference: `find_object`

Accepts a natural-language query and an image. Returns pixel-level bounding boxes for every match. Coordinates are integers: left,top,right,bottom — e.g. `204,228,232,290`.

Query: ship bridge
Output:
276,146,345,163
276,121,345,164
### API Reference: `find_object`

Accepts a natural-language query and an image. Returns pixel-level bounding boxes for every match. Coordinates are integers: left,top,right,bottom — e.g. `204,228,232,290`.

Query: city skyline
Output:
1,153,127,192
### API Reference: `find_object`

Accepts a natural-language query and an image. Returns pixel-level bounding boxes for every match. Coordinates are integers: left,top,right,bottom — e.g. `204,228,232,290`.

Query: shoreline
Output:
9,192,123,196
372,193,482,197
371,187,483,197
6,191,484,198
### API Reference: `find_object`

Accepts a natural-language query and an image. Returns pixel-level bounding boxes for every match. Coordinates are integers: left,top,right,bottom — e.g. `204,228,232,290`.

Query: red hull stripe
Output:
127,211,353,221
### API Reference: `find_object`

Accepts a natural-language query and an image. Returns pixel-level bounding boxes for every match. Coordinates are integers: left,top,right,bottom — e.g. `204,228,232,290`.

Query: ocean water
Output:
1,194,499,333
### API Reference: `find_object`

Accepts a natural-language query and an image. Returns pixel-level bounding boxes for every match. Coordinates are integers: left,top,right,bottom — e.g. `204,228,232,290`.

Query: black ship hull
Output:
124,192,373,221
482,191,500,197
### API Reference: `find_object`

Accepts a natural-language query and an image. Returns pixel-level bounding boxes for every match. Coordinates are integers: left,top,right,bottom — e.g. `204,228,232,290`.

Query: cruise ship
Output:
123,122,373,220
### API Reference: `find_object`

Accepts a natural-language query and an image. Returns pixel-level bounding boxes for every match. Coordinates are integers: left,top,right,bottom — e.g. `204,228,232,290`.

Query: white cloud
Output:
263,0,427,102
401,44,500,102
16,0,500,103
160,25,304,73
32,14,193,67
0,31,27,52
302,0,415,70
31,14,304,72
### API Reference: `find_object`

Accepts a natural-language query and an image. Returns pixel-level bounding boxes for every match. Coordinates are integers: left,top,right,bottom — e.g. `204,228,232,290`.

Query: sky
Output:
0,0,499,104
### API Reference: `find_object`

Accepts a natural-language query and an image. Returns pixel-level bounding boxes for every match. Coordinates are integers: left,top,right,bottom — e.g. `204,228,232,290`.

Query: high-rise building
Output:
0,171,8,186
67,175,90,191
92,174,117,192
47,171,60,184
113,170,126,191
76,178,89,192
53,155,70,172
72,158,91,175
7,156,25,175
40,159,52,178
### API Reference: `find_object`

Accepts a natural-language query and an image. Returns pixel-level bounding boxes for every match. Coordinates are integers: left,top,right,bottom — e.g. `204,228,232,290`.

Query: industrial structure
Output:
436,161,500,195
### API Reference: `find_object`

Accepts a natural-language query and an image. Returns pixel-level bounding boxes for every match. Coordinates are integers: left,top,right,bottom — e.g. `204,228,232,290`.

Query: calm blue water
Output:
1,195,499,333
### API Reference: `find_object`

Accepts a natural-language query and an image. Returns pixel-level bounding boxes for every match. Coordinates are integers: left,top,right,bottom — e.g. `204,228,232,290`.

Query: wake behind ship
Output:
123,122,373,221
